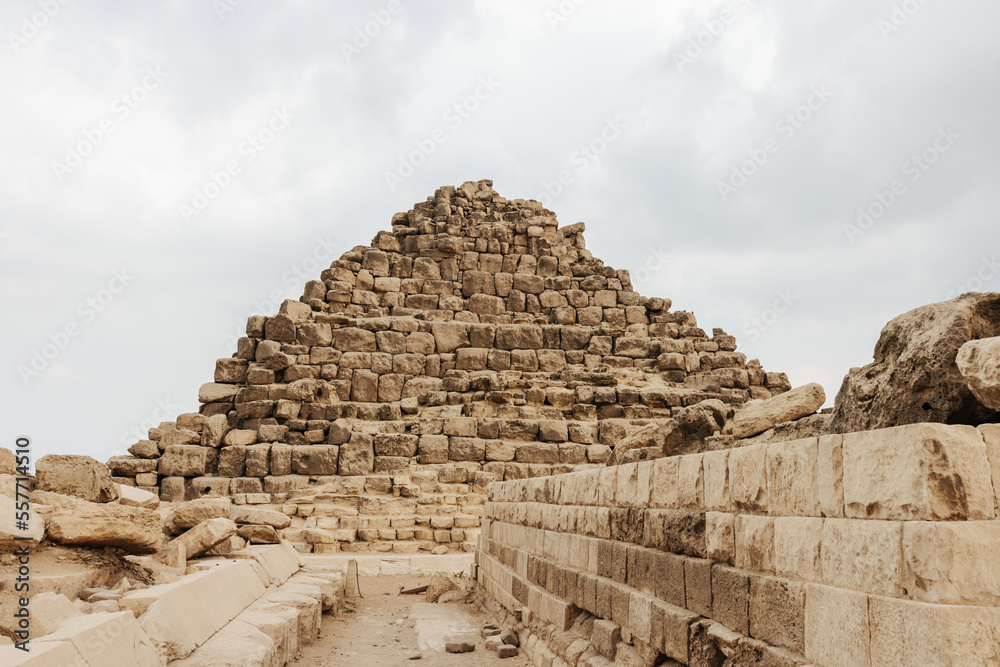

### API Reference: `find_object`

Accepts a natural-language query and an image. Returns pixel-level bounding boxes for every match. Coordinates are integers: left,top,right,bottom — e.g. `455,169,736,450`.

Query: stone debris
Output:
726,382,825,439
444,640,475,653
957,336,1000,410
832,291,1000,432
36,490,162,554
35,454,119,503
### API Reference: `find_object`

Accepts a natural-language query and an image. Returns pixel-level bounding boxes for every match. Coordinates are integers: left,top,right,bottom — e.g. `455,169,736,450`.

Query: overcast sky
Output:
2,0,998,465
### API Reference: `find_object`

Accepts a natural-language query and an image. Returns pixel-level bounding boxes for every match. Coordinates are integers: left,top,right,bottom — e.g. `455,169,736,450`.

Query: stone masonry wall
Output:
108,180,788,555
476,423,1000,666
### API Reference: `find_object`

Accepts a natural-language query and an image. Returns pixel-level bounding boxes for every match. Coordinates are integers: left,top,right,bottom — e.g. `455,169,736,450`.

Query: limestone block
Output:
748,573,805,654
28,592,82,638
629,591,654,644
765,437,821,516
169,619,278,666
956,336,1000,410
449,437,486,462
0,641,87,665
291,446,339,475
158,446,209,478
496,324,544,350
339,434,374,476
198,382,240,403
804,583,870,667
817,434,845,518
351,369,378,402
335,327,376,351
36,454,118,503
164,518,237,560
773,516,823,582
202,414,230,448
418,435,449,464
712,565,750,635
116,484,159,510
45,496,161,553
239,525,280,544
702,450,730,512
34,610,158,667
728,445,767,513
706,512,735,565
822,518,902,597
123,560,267,662
734,514,775,573
869,596,1000,666
729,382,825,438
234,506,292,529
979,423,1000,514
170,497,233,529
432,322,469,353
842,423,995,521
685,557,713,617
650,456,679,509
677,454,704,510
902,520,1000,605
224,429,257,446
649,599,697,662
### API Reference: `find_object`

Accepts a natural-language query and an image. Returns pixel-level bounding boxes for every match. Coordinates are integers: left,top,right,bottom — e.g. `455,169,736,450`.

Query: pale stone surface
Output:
734,514,775,573
34,610,159,667
169,497,233,529
45,495,161,554
116,483,159,510
869,596,1000,666
817,434,845,518
728,445,768,513
956,336,1000,410
706,512,735,565
649,456,678,509
676,454,704,509
765,437,821,516
0,640,88,665
30,592,83,638
127,560,267,662
901,520,1000,605
233,506,292,529
773,516,823,582
198,382,240,403
842,423,995,521
804,583,870,667
979,424,1000,514
702,450,730,511
162,518,237,561
729,383,825,439
822,518,902,597
36,454,118,503
170,619,278,666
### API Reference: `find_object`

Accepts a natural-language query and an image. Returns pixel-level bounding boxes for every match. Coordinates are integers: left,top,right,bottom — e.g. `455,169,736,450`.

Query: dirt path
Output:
293,575,531,666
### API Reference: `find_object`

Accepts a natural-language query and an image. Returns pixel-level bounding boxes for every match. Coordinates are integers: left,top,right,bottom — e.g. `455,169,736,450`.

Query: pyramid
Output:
110,179,789,554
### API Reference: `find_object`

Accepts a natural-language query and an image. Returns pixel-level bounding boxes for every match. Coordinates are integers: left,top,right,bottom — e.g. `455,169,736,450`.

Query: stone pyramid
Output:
110,179,789,554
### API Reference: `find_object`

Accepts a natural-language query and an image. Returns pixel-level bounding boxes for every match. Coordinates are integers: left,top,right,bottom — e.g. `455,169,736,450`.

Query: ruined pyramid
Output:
110,179,788,554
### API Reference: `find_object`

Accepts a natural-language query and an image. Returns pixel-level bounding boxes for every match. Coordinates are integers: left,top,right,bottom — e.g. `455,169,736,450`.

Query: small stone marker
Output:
445,641,475,653
345,559,360,597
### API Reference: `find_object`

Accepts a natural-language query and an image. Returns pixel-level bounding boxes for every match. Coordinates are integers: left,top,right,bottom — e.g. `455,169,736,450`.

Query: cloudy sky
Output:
2,0,998,465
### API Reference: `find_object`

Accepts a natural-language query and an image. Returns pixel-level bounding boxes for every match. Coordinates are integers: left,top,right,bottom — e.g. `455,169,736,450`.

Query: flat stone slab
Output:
34,610,159,667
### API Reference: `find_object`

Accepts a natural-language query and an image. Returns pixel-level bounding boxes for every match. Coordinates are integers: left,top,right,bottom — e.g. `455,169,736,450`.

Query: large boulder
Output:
728,383,826,439
956,337,1000,411
37,491,162,554
831,293,1000,433
35,454,119,503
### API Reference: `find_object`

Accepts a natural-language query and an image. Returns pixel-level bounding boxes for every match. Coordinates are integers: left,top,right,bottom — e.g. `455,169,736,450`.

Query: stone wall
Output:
107,180,787,555
475,423,1000,666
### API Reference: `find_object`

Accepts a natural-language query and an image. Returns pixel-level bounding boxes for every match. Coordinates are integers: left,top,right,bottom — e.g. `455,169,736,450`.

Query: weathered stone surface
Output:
158,446,209,477
45,494,162,553
36,454,118,503
729,384,825,439
198,382,240,403
831,292,1000,432
957,336,1000,410
234,506,292,529
117,484,160,510
822,518,901,597
901,520,1000,605
164,517,238,560
170,497,233,529
841,423,995,521
34,610,159,666
30,592,83,638
338,434,374,476
237,524,280,544
804,583,870,667
291,445,339,475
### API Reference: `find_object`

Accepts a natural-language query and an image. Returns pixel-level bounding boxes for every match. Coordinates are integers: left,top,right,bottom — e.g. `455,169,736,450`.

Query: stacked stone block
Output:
110,180,787,553
476,423,1000,666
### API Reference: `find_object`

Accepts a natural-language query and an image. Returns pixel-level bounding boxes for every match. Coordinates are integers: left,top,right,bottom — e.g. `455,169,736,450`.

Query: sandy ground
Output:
293,574,531,666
